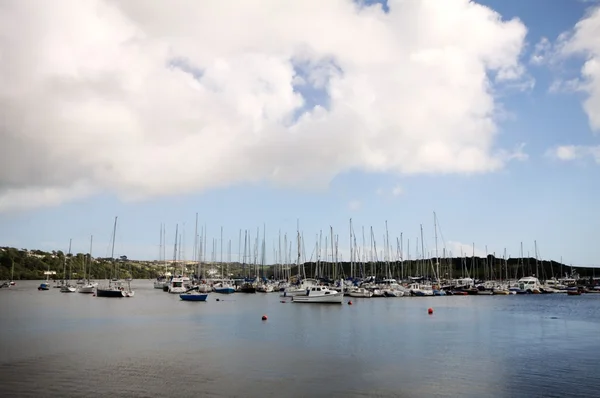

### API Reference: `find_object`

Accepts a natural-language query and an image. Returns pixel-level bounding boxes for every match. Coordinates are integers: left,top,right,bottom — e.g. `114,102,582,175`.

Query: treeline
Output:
291,256,597,281
0,247,157,280
2,246,597,281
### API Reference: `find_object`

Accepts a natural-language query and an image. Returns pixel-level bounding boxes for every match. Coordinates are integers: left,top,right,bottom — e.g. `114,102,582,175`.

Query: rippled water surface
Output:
1,280,599,397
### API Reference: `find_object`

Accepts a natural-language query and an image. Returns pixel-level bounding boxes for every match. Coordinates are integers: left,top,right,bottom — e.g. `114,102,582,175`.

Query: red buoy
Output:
262,315,268,321
348,301,353,305
428,307,434,315
280,300,286,303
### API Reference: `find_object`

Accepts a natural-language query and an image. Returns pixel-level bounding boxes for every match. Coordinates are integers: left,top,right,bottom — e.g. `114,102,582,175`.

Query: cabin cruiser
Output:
168,277,187,294
281,278,319,297
517,276,542,294
409,283,434,296
292,285,343,304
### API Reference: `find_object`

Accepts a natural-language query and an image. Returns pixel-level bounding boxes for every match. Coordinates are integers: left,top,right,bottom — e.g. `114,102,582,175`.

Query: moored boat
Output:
96,217,135,298
168,277,187,294
78,282,98,294
349,287,373,298
60,285,77,293
180,287,208,302
292,283,343,304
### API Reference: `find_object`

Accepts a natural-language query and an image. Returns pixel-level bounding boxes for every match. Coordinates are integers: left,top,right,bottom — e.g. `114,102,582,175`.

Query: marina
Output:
1,279,599,397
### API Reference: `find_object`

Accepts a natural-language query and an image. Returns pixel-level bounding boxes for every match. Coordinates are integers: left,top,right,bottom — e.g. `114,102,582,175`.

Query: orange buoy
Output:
262,315,268,321
428,307,434,315
348,300,353,305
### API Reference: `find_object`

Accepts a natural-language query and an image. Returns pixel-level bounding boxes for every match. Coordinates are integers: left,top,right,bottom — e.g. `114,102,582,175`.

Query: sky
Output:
0,0,599,267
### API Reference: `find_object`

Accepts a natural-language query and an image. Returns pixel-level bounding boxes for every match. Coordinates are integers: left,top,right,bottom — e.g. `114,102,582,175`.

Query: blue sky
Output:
0,0,599,267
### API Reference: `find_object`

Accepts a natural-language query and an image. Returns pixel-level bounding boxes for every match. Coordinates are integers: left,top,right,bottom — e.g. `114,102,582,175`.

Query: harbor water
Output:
1,280,599,397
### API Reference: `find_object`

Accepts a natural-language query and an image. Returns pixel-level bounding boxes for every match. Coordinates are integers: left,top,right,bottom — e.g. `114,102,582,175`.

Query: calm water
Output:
1,280,599,397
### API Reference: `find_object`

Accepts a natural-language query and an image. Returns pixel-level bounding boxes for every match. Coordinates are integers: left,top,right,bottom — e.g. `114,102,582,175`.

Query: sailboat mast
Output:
194,214,199,279
88,235,93,282
220,226,223,280
172,224,179,277
110,217,118,282
434,212,439,283
349,218,353,279
296,220,301,279
420,225,427,279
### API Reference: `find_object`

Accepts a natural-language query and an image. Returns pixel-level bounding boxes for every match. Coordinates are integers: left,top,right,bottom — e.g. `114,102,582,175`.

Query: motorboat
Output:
168,277,187,294
292,285,343,304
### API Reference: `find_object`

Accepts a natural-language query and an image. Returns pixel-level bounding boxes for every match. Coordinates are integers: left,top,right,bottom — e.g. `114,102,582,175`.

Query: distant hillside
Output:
0,247,158,280
1,246,597,281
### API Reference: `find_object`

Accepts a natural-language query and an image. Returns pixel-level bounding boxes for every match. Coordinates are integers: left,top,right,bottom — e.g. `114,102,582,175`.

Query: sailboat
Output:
153,224,170,289
78,235,98,294
39,260,54,291
213,227,235,294
96,217,135,298
179,285,209,302
60,239,77,293
9,258,15,286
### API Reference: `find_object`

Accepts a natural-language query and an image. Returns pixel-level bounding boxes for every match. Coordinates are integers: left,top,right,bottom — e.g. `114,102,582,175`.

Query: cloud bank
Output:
0,0,529,212
558,4,600,132
546,145,600,163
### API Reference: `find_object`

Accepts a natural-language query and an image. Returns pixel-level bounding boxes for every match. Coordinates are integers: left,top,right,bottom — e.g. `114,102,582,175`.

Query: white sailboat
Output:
9,258,15,286
60,239,77,293
153,223,170,289
78,235,98,294
214,227,235,294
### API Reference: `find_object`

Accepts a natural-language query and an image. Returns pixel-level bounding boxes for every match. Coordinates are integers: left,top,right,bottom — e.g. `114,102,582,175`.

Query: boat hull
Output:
38,283,50,291
292,293,344,304
180,293,208,301
214,287,235,294
96,288,126,298
153,281,167,289
78,284,97,294
281,289,308,297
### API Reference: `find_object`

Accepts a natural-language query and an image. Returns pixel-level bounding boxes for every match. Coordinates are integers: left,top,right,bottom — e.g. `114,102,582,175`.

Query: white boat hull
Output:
78,284,97,294
281,288,308,297
153,281,167,289
349,289,373,298
292,293,343,304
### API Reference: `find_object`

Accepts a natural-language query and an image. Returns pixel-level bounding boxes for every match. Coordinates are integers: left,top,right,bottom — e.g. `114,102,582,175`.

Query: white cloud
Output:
530,37,552,65
557,5,600,131
0,181,97,213
391,185,403,197
548,78,582,93
0,0,530,211
376,184,403,197
445,241,488,258
347,200,362,211
546,145,600,163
